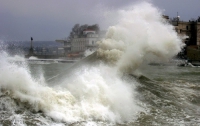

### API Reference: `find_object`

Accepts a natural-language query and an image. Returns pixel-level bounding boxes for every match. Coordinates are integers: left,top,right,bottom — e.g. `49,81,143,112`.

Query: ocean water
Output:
3,41,63,56
0,2,200,126
0,52,200,126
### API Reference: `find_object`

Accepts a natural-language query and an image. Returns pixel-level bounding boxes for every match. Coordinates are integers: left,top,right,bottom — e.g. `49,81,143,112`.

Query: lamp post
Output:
31,37,33,48
29,37,34,56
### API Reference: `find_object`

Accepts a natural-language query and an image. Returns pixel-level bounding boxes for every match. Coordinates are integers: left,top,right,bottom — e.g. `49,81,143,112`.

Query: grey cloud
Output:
0,0,199,41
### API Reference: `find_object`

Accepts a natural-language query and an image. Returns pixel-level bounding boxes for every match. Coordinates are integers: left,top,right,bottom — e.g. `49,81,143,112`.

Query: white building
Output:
70,30,103,57
56,29,106,58
71,32,99,51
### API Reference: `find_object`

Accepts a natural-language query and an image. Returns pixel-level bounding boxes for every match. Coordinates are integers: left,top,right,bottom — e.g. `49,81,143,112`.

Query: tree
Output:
72,24,80,34
68,24,100,39
87,24,100,33
197,16,200,22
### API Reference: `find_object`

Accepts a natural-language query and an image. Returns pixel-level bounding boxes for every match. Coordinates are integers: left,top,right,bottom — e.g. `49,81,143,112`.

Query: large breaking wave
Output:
0,2,184,125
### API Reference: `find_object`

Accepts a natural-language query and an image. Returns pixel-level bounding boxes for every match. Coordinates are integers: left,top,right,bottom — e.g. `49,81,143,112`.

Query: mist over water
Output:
0,2,190,126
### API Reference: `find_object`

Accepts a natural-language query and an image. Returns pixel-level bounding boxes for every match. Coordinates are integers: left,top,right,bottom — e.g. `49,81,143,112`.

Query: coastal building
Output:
171,16,200,61
171,17,200,46
56,29,106,59
71,30,100,53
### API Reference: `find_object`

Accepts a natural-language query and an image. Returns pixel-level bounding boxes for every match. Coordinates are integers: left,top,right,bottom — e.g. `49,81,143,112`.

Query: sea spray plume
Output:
84,49,95,57
64,65,142,123
0,47,142,123
0,53,76,122
97,2,184,74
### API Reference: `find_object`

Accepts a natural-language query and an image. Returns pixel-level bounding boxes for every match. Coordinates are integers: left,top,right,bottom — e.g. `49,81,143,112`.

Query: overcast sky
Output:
0,0,200,41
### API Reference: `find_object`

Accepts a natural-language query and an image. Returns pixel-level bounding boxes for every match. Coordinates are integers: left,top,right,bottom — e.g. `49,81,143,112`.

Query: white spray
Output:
0,52,141,123
97,2,184,73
